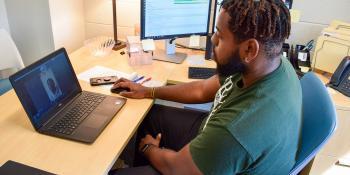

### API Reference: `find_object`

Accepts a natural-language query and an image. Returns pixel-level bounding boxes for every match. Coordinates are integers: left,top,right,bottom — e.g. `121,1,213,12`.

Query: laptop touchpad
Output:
84,114,108,128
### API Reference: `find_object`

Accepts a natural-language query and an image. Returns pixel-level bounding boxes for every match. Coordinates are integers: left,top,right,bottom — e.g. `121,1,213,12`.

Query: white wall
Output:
84,0,213,47
85,0,139,40
0,0,9,32
5,0,55,66
287,0,350,45
85,0,350,49
49,0,86,53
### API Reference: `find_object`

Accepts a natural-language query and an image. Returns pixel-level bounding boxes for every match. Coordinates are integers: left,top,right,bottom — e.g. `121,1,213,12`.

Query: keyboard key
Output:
49,93,106,135
188,67,216,79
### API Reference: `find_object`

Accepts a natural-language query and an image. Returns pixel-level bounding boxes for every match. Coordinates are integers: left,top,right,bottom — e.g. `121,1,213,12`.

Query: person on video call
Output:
46,78,62,101
112,0,301,174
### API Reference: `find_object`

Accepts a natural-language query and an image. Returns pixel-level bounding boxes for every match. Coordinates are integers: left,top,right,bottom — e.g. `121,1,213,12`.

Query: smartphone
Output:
90,76,119,86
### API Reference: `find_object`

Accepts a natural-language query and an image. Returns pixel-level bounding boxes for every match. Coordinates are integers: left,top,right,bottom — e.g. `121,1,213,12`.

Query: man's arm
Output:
139,123,251,175
113,75,220,104
144,144,202,175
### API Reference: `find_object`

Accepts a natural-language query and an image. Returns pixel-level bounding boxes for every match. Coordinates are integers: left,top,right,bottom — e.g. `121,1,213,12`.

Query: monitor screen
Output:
141,0,212,40
10,49,80,129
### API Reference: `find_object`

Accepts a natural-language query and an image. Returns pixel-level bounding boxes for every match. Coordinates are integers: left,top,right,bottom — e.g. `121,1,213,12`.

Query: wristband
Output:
150,87,156,99
140,144,155,154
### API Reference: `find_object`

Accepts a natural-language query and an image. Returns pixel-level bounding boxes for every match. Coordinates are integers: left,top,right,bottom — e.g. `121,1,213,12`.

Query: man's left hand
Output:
139,133,162,153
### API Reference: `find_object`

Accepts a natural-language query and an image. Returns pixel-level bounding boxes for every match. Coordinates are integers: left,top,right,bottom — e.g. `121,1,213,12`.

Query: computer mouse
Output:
111,86,130,94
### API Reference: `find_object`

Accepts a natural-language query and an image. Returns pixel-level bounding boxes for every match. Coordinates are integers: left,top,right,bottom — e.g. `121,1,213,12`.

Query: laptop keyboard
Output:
49,93,106,135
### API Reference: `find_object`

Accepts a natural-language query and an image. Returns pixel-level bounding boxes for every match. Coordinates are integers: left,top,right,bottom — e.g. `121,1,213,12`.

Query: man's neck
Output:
241,56,281,88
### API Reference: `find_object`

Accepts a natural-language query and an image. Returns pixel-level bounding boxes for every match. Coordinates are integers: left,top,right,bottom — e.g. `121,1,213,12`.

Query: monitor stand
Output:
152,39,187,64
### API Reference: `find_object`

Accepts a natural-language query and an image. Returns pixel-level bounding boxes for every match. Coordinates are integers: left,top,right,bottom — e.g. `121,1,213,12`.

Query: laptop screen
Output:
10,49,81,129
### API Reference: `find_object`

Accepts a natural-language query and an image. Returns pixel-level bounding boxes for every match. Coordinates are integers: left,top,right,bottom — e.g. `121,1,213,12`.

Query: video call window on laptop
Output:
10,48,126,143
13,52,79,127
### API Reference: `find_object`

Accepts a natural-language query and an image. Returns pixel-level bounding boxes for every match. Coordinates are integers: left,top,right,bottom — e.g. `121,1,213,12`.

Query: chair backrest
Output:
289,72,337,175
0,28,24,71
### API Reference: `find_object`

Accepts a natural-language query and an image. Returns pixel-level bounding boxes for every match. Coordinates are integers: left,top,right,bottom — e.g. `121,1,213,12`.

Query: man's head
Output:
212,0,291,77
47,78,57,94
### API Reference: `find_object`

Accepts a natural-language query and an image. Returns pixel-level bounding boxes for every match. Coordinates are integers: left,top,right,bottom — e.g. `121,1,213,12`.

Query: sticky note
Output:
299,66,309,73
189,35,201,47
290,9,301,23
142,39,155,51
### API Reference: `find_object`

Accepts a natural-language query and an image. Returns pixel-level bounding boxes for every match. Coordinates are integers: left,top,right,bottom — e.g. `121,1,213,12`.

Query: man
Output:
47,78,62,101
112,0,301,174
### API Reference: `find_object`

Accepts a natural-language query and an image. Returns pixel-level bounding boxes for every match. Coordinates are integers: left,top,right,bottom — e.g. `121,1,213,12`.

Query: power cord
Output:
175,43,206,51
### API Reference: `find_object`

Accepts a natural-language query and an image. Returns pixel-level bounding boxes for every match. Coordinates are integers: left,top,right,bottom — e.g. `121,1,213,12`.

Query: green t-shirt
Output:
190,57,302,175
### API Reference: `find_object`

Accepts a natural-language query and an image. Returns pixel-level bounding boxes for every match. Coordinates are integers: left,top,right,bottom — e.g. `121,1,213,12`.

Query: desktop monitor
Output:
212,0,223,33
204,0,222,60
141,0,212,63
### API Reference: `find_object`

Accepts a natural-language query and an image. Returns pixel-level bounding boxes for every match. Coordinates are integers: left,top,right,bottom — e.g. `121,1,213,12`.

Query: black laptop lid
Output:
10,48,82,130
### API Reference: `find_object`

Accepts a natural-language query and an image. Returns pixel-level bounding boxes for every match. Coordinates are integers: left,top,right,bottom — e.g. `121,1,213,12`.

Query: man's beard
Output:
213,49,246,77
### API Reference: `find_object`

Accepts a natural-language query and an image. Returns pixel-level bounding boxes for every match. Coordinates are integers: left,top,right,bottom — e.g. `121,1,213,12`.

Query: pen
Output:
140,77,152,85
133,76,145,83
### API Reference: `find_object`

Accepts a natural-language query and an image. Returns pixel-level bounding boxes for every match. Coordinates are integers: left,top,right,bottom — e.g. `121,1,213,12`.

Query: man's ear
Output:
239,39,260,63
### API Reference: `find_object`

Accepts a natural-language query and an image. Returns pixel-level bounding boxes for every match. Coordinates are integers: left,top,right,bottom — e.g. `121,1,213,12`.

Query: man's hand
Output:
139,134,162,154
112,78,152,99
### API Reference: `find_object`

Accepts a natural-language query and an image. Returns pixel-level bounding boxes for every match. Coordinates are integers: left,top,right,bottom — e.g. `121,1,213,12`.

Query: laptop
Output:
10,48,126,143
0,160,55,175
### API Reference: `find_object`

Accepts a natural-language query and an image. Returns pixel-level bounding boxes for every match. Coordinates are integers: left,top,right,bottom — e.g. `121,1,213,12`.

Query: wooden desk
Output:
309,74,350,174
164,48,216,85
0,47,176,175
5,45,348,175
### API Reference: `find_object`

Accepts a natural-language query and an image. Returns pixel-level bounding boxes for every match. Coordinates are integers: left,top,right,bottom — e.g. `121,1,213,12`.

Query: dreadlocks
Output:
221,0,291,58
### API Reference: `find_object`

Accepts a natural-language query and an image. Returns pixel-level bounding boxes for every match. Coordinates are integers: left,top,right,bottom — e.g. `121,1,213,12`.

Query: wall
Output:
85,0,350,49
287,0,350,46
49,0,86,53
5,0,55,66
0,0,9,32
85,0,139,40
84,0,212,47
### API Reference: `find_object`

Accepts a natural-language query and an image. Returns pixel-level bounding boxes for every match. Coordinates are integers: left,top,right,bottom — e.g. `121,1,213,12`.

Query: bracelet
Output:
140,144,155,154
150,87,156,99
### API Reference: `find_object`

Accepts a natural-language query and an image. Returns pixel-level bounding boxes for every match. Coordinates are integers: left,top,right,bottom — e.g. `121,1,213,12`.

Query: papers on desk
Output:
141,80,164,87
77,66,134,89
77,66,164,89
78,66,133,82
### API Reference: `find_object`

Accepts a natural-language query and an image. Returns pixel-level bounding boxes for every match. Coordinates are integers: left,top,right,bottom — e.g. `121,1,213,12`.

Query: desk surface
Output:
167,59,216,84
316,74,350,111
1,47,350,175
0,47,176,175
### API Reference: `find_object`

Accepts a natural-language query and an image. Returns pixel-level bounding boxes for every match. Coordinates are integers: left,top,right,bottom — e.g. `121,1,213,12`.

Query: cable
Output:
175,43,206,51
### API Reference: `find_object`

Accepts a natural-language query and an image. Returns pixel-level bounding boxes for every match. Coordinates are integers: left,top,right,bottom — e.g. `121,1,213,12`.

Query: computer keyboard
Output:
188,67,217,79
49,93,106,135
